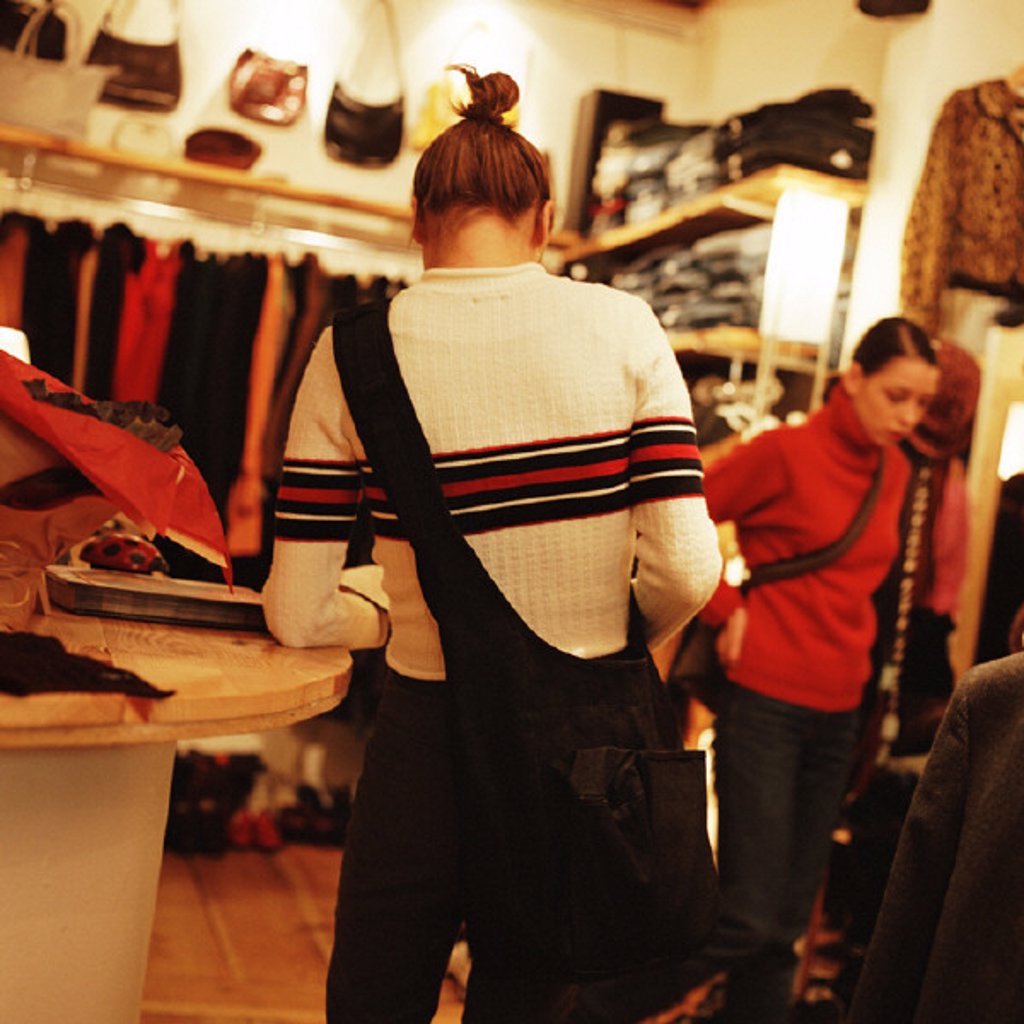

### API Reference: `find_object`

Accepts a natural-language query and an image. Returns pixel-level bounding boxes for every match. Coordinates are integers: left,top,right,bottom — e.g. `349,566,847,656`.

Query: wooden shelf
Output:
669,326,820,373
0,122,410,224
553,164,867,264
0,122,414,253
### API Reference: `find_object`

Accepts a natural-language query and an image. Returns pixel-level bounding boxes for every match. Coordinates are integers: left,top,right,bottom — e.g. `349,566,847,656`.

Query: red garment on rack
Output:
112,239,182,403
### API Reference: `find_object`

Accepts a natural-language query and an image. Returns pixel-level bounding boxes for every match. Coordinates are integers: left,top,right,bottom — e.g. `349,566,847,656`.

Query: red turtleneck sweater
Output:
701,383,910,712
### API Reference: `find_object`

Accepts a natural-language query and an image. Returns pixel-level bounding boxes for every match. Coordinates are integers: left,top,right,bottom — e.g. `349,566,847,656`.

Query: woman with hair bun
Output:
262,66,722,1022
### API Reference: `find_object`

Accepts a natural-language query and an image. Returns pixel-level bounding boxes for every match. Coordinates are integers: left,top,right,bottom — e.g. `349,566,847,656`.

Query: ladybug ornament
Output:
80,533,170,574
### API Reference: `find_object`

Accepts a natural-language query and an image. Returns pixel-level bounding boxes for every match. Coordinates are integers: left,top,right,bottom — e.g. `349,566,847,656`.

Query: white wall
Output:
66,0,707,230
61,0,891,231
683,0,892,121
844,0,1024,351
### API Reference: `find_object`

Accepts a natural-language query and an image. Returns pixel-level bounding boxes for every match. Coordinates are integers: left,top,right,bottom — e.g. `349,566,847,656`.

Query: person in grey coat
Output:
848,613,1024,1023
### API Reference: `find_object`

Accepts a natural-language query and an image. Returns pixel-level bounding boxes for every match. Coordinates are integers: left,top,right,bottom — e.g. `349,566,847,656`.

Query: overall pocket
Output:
545,746,718,975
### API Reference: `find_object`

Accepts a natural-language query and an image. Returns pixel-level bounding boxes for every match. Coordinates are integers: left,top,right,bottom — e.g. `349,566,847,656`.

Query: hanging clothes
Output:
261,254,331,481
111,238,183,402
199,253,268,516
86,223,145,399
157,243,226,452
0,213,31,333
22,218,94,385
902,79,1024,335
227,252,288,556
72,245,100,392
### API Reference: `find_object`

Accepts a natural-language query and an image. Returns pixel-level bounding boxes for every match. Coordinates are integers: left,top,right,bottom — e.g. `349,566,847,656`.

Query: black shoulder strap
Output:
331,300,447,555
743,451,886,591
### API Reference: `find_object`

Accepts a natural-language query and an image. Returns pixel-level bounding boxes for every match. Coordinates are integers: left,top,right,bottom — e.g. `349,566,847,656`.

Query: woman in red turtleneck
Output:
695,317,940,1024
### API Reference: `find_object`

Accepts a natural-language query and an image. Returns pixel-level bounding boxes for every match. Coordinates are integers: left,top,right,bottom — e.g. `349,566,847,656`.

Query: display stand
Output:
0,608,351,1024
952,323,1024,674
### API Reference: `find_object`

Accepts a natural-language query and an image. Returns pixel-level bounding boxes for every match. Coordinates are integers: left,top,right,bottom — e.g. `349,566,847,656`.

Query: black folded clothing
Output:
0,631,174,698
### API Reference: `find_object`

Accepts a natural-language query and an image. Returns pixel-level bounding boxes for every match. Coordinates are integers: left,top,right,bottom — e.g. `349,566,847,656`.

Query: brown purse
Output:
184,128,262,170
229,48,307,127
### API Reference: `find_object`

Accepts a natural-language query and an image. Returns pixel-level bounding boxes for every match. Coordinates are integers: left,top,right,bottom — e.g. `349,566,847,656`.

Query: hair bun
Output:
448,64,519,126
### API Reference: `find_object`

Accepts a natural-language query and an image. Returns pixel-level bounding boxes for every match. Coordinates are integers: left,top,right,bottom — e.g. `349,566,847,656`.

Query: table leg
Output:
0,741,175,1024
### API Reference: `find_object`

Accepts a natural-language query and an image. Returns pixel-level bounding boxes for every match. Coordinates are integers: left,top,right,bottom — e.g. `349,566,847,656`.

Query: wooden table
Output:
0,609,351,1024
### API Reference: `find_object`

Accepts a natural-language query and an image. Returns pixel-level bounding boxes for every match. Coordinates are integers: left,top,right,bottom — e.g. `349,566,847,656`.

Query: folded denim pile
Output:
611,224,771,333
587,88,873,234
590,119,716,234
717,87,875,182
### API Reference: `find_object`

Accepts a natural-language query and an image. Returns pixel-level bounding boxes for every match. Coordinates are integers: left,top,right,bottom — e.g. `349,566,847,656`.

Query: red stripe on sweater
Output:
630,443,702,463
277,486,360,503
441,457,629,498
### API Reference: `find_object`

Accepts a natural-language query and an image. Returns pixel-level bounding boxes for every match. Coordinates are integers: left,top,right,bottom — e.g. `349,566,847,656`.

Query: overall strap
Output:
331,301,492,609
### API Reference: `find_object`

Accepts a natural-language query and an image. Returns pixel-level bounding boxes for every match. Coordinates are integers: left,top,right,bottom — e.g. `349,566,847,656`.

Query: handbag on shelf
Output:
184,127,262,170
669,453,886,716
229,47,307,127
324,0,403,165
0,0,65,59
86,0,182,112
333,302,719,981
0,2,114,138
857,0,930,16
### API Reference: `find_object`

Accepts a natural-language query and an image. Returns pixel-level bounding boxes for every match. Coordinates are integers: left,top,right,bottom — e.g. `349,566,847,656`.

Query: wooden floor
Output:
141,845,464,1024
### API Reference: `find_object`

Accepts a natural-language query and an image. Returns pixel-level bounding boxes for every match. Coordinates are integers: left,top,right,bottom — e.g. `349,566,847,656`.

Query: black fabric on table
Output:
0,631,174,697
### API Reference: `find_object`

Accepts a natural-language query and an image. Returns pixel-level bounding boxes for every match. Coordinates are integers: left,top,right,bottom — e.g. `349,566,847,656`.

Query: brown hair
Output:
412,65,550,223
852,316,937,375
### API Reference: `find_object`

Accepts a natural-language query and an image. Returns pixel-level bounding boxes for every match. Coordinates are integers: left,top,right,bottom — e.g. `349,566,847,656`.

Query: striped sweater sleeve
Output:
262,330,388,649
629,311,722,648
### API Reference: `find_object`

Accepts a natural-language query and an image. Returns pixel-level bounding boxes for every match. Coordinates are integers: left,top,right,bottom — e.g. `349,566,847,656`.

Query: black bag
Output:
670,453,886,715
669,617,730,715
324,0,403,166
324,87,403,166
0,0,65,60
86,0,182,112
333,302,719,981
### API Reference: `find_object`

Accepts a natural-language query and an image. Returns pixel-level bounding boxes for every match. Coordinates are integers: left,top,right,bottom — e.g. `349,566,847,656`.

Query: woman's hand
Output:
716,606,748,666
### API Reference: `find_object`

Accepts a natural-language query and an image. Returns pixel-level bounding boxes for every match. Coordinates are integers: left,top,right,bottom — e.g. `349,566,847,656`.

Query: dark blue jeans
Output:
707,681,860,1024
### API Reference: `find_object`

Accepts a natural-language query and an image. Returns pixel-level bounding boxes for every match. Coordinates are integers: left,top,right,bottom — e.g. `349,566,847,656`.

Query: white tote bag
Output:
0,3,115,138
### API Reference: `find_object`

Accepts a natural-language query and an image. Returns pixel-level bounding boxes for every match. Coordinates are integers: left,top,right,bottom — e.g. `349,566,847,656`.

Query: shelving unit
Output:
553,164,869,413
553,163,867,265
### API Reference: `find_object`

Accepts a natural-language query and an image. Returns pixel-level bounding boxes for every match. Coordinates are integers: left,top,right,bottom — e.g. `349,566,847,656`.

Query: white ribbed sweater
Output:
262,263,721,679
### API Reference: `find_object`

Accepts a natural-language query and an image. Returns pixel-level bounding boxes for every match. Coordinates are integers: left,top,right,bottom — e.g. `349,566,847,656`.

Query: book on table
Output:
44,565,267,632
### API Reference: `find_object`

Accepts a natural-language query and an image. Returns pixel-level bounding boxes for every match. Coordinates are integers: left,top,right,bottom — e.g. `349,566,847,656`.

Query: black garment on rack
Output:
21,218,93,386
86,223,144,399
157,244,226,448
198,253,267,515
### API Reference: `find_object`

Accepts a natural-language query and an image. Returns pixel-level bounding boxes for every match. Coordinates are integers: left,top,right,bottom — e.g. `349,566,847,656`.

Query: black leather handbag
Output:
324,0,403,165
333,302,719,981
858,0,930,16
86,0,181,112
0,0,65,59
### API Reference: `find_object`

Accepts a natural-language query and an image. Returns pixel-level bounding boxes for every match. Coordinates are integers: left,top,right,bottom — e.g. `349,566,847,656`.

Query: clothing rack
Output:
1,176,421,280
0,122,421,280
